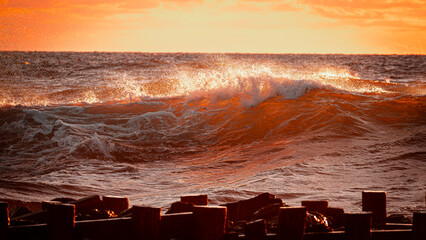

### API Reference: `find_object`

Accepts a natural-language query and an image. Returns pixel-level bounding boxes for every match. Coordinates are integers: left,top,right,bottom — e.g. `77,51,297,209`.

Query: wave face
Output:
0,52,425,214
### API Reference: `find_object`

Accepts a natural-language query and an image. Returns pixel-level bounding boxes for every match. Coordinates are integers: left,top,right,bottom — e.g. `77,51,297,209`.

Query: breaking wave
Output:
0,52,425,215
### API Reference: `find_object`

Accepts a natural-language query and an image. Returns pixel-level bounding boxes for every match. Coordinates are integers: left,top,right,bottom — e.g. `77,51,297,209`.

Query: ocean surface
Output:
0,52,425,215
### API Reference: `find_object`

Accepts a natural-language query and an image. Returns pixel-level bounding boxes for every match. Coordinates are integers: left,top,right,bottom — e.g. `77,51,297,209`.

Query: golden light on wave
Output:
67,62,389,107
77,90,100,105
0,60,391,108
128,62,387,103
313,68,387,94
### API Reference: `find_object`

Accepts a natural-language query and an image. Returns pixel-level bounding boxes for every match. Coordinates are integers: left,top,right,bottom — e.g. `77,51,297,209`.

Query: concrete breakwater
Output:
0,191,425,240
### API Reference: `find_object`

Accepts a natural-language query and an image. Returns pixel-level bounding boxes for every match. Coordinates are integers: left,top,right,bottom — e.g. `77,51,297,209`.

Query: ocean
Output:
0,52,425,215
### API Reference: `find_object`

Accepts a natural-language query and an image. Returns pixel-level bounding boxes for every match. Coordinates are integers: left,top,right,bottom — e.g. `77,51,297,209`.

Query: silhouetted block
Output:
244,219,266,240
9,206,31,219
225,193,282,221
324,207,344,218
46,202,75,240
7,201,55,225
10,210,47,226
160,212,195,240
42,201,61,211
301,200,328,215
50,197,75,204
362,191,386,226
132,206,161,240
305,211,332,233
71,195,102,214
344,212,372,240
181,195,208,205
0,202,9,240
7,223,48,240
324,207,344,228
166,201,195,214
223,232,239,240
102,196,129,214
277,207,307,240
413,211,426,240
194,205,227,240
74,217,132,240
251,203,282,224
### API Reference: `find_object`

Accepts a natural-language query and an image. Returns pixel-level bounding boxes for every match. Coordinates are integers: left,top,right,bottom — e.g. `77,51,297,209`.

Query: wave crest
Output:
1,58,392,107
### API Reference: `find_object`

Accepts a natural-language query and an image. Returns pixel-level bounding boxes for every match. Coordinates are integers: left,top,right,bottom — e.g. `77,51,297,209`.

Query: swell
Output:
1,88,424,169
0,179,96,200
1,52,425,215
0,74,403,108
4,52,424,107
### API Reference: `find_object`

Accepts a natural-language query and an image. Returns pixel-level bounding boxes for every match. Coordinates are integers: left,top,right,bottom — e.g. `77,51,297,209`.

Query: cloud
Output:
293,0,426,53
270,2,303,12
1,0,425,53
222,0,302,12
0,0,53,8
299,0,426,30
299,0,424,10
0,0,205,50
232,0,426,30
0,0,201,11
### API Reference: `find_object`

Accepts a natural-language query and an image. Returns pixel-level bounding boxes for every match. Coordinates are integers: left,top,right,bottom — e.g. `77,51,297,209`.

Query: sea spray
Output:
0,52,425,216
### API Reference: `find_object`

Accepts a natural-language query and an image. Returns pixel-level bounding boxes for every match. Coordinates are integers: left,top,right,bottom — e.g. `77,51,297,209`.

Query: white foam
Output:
127,111,178,130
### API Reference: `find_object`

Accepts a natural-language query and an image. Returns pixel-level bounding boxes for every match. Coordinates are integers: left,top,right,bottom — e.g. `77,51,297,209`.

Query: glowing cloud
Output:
0,0,425,53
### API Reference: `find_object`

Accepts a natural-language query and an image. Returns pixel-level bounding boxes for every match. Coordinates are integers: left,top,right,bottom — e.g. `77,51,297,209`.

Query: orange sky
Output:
1,0,425,54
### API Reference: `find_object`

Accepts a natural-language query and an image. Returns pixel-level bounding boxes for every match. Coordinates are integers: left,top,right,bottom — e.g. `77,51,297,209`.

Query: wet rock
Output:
166,201,195,214
302,200,328,214
76,209,116,221
51,197,76,203
102,196,129,215
181,195,208,205
10,218,39,226
224,193,283,222
118,207,133,217
324,207,344,228
244,219,267,240
387,214,412,224
223,193,284,235
305,211,332,232
72,195,102,215
10,211,47,225
251,203,286,223
9,206,31,219
251,202,286,232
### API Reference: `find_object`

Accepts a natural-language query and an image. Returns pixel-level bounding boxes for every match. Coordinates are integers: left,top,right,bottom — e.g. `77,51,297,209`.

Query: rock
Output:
166,201,195,214
118,207,133,217
10,210,47,225
9,206,31,219
71,195,102,215
251,203,286,222
324,207,345,228
305,211,332,232
302,200,328,215
102,196,129,215
387,214,411,224
76,209,115,221
251,202,285,233
223,193,283,222
51,197,75,203
244,219,267,240
181,195,208,205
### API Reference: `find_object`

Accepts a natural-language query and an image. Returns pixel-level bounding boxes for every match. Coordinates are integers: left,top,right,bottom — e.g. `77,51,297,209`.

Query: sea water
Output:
0,52,425,215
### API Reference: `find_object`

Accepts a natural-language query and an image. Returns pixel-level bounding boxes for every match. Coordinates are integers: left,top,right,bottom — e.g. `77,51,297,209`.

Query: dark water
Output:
0,52,425,215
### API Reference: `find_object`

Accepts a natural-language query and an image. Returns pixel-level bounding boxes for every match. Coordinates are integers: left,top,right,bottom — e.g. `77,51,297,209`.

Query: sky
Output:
1,0,425,54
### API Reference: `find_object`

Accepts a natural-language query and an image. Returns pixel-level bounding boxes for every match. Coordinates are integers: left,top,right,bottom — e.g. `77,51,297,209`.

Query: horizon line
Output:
1,50,425,56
